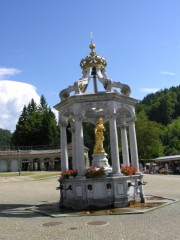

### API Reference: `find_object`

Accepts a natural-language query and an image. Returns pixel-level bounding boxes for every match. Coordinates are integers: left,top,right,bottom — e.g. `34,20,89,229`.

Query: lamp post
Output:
18,149,21,176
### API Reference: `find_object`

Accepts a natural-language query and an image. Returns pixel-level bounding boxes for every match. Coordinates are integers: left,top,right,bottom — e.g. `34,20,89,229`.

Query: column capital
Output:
59,122,67,127
69,126,76,132
109,113,116,120
120,124,126,129
74,115,85,122
128,118,136,124
59,115,68,127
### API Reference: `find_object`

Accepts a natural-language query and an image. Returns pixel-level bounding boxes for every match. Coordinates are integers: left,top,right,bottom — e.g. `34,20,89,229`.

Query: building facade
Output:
0,145,89,172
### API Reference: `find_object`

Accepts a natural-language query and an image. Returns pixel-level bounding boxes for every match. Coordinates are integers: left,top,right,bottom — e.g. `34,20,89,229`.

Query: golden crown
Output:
80,42,107,70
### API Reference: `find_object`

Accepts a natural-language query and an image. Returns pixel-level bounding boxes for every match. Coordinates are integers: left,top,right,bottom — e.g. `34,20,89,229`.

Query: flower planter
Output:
85,167,106,179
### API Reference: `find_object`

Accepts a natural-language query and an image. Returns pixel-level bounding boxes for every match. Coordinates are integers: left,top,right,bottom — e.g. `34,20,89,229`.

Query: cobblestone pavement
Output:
0,174,180,240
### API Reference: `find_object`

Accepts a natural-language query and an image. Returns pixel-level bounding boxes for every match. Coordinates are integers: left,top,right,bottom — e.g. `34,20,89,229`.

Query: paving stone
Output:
0,174,180,240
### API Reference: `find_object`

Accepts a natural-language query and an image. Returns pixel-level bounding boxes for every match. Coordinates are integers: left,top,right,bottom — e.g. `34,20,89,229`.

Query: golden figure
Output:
94,117,105,153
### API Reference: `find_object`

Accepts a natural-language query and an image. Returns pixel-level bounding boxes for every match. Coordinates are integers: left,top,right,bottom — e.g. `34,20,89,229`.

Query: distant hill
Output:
136,85,180,157
136,85,180,125
0,128,12,146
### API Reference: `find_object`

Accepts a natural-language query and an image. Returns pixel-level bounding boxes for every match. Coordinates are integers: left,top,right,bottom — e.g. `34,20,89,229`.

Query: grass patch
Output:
0,171,59,179
30,172,59,180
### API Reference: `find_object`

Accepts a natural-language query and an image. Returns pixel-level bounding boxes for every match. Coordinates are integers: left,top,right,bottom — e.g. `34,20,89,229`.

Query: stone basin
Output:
58,174,145,210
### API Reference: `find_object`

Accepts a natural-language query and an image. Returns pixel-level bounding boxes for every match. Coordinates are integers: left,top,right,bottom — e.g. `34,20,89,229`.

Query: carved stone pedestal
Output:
92,153,109,167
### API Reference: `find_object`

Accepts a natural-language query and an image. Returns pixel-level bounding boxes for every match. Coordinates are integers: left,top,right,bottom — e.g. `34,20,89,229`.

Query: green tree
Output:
11,95,59,147
136,111,164,160
175,86,180,117
148,92,177,125
163,117,180,155
12,106,30,146
0,129,12,146
39,107,59,145
83,122,95,162
38,95,48,111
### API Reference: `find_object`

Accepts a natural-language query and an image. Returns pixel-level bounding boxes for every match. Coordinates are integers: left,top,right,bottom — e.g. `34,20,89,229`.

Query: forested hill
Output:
136,85,180,125
135,85,180,158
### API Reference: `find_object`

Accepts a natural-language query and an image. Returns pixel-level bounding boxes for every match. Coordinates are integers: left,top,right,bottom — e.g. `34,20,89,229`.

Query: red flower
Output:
60,169,77,179
121,166,137,176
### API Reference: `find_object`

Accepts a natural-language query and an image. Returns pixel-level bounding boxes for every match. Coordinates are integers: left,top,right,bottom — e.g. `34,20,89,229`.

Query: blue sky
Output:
0,0,180,131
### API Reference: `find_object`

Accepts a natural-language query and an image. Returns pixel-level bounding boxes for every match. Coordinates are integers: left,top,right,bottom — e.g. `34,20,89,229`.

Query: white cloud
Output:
52,109,58,122
0,80,40,132
159,71,176,76
0,67,22,79
139,88,159,94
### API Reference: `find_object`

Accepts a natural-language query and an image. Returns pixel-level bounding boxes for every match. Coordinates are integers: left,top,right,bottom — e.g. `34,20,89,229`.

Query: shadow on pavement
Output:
0,204,43,218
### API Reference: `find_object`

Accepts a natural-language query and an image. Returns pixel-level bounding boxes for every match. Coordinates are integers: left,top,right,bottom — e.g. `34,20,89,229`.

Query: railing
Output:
0,145,60,151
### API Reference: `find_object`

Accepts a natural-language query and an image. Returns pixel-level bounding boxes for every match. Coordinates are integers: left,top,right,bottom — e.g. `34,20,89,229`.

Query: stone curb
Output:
26,195,179,218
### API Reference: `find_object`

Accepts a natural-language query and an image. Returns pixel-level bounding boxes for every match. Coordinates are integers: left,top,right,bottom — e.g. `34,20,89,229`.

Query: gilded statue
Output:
94,117,105,153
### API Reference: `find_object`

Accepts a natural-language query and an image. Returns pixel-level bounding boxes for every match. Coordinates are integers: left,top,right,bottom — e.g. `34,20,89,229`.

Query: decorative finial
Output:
89,32,95,53
90,32,93,43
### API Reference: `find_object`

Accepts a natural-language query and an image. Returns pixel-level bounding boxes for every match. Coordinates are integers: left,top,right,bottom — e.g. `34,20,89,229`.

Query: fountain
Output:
54,41,145,210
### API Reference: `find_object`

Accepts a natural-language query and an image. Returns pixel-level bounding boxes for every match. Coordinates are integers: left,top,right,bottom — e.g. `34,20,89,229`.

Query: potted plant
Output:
85,166,105,178
60,169,77,179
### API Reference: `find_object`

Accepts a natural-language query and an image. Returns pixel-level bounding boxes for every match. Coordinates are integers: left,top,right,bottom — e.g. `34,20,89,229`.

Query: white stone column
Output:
50,159,54,171
71,126,77,170
40,159,44,171
60,124,69,171
75,119,86,175
29,160,33,171
121,125,130,166
129,122,139,171
110,117,121,174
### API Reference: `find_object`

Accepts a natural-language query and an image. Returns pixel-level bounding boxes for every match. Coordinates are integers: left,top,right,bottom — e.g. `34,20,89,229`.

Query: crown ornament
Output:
80,42,107,70
59,40,131,101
